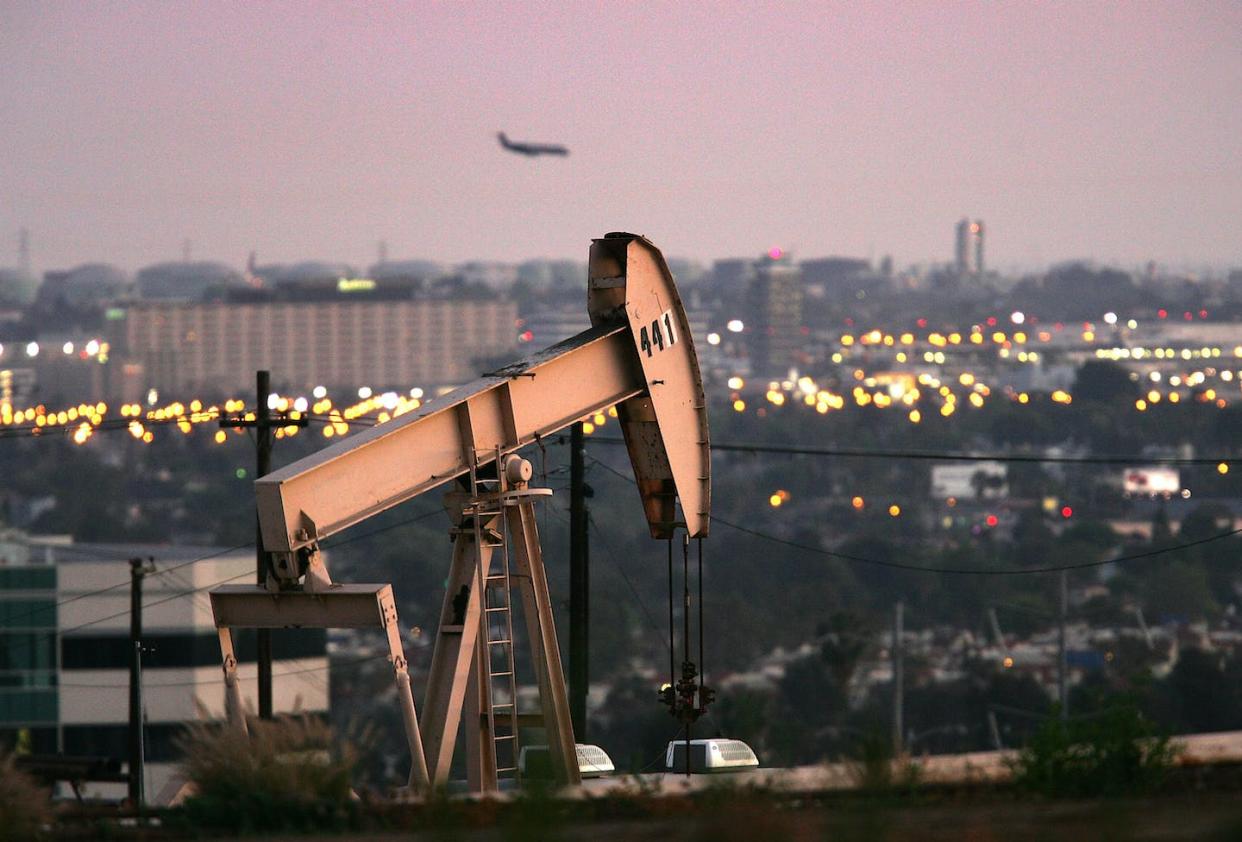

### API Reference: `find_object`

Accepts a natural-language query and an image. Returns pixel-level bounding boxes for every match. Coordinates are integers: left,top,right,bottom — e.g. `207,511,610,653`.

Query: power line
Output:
58,652,388,689
59,568,256,636
2,507,442,635
710,514,1242,576
0,540,255,631
584,455,1242,576
585,510,671,662
587,435,1239,467
321,507,442,549
1,506,447,665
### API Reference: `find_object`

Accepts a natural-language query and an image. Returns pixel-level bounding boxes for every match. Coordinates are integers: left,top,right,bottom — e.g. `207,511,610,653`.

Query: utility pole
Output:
987,709,1003,750
218,370,306,720
255,371,273,719
128,557,151,811
568,421,588,740
892,601,904,757
1058,570,1069,721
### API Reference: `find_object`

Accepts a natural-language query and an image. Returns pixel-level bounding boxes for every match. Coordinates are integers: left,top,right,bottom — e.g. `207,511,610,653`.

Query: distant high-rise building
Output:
18,229,30,277
954,218,984,276
747,250,803,377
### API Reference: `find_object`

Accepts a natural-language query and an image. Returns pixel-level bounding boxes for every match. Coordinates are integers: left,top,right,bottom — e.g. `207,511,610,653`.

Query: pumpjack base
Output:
209,583,430,791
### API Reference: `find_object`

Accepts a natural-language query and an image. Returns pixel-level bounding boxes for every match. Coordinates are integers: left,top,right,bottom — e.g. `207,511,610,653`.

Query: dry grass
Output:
0,752,52,841
173,715,358,833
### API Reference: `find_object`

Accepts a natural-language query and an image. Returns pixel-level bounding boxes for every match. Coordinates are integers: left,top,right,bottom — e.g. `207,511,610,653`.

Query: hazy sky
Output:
2,1,1240,274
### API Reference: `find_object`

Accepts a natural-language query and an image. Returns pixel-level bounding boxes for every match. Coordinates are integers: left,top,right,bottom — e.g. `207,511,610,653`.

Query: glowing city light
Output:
726,319,744,333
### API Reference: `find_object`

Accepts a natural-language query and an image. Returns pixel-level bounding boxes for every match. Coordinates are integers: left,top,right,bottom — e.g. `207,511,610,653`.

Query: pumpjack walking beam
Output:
223,233,711,793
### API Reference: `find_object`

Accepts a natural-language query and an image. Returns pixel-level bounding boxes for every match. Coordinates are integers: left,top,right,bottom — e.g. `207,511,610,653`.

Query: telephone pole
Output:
1058,570,1069,720
892,601,904,756
219,370,306,719
568,421,589,740
128,557,152,810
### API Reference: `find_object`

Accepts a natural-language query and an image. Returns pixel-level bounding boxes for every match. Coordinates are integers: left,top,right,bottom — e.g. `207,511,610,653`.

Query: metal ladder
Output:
469,453,521,780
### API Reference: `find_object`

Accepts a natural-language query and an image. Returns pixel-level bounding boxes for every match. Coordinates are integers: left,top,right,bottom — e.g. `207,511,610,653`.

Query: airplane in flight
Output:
497,131,569,157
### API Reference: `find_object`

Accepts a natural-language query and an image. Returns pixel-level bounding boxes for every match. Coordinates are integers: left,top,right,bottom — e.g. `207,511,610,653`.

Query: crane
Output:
209,233,711,794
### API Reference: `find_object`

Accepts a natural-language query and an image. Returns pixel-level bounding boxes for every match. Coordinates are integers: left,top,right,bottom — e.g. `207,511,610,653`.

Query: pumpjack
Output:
210,233,712,793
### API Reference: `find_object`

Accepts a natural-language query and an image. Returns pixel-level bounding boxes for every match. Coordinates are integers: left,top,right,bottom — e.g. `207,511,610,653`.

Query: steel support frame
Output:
421,494,580,791
210,584,430,791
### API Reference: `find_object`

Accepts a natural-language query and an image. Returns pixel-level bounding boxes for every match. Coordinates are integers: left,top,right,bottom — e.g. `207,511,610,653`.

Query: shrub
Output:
845,733,920,792
1011,699,1178,798
0,752,52,841
174,715,358,833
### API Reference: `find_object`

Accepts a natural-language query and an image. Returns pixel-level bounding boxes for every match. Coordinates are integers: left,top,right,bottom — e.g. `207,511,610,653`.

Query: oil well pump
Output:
210,233,720,793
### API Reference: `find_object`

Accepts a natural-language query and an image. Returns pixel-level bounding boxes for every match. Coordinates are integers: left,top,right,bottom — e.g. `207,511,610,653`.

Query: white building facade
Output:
0,535,328,801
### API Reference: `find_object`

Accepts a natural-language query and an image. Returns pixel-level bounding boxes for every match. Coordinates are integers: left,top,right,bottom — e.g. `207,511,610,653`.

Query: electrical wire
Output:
584,454,1242,576
710,515,1242,576
585,511,671,662
0,506,446,667
587,435,1240,467
0,540,254,631
57,652,388,689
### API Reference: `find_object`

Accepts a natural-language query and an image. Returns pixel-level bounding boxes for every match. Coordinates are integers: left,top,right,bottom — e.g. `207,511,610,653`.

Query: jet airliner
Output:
497,132,569,157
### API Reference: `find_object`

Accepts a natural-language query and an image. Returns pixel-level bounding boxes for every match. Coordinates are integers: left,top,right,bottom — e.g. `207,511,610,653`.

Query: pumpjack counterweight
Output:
211,233,712,795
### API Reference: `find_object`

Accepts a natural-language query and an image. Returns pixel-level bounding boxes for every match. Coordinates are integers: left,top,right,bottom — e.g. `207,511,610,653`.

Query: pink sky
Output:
1,1,1239,272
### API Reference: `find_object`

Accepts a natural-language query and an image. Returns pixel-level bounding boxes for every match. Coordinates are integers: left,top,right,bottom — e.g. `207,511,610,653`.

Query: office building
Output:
122,294,517,393
0,533,327,801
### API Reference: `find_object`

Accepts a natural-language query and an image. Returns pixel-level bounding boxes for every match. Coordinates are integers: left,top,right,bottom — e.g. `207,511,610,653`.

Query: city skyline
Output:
2,2,1240,273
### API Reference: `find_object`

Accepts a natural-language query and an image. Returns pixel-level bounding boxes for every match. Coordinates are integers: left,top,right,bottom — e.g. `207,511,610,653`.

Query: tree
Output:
1073,361,1139,404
